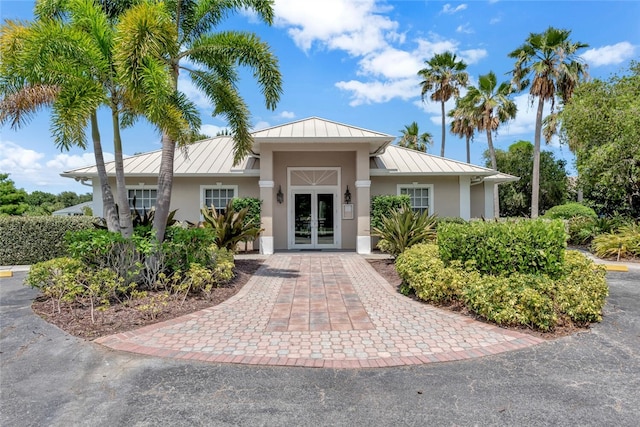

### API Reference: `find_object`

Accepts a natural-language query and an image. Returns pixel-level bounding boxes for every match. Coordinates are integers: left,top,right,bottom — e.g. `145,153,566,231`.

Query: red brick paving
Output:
95,253,544,368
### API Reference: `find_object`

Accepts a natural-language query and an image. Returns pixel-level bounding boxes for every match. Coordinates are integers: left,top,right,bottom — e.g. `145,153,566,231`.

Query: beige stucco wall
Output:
370,176,461,218
272,151,357,250
470,182,486,218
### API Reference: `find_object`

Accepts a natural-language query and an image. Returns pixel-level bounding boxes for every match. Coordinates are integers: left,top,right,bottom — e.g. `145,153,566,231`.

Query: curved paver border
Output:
95,254,544,368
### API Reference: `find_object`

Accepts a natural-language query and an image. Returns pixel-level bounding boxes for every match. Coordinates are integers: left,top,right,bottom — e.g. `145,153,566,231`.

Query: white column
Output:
92,180,103,218
459,176,471,221
355,179,371,254
484,182,494,219
259,148,274,255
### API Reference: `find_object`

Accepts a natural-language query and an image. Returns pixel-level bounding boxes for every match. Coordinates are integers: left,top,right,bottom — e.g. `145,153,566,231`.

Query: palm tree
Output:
418,51,468,157
398,122,433,152
0,7,121,233
116,0,282,242
448,102,476,163
509,27,588,218
461,71,517,217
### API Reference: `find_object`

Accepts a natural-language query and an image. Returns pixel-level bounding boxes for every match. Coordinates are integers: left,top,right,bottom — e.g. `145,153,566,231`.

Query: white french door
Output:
289,189,339,249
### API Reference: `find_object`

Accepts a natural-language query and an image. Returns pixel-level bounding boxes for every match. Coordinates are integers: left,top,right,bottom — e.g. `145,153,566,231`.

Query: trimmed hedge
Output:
0,216,95,265
370,195,410,230
543,202,597,220
396,244,608,331
438,219,567,278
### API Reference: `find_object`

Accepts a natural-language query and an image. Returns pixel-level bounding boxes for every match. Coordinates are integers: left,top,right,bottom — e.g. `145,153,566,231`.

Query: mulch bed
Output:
31,259,263,340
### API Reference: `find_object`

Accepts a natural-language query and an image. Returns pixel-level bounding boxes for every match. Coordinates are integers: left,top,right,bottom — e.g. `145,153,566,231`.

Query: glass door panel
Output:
316,193,334,245
294,193,312,245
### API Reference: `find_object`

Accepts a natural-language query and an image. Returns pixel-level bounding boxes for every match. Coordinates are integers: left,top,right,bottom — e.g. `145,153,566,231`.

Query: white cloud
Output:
358,47,423,79
252,120,271,131
278,111,296,119
489,16,501,24
0,139,114,192
456,23,474,34
273,0,396,55
441,4,468,15
178,75,211,110
581,42,636,67
201,124,226,137
459,48,488,65
335,78,418,106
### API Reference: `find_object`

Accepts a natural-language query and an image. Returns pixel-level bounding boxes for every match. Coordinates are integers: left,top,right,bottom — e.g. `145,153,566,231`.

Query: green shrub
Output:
372,208,437,257
201,201,262,251
438,219,567,277
231,197,262,228
370,195,410,230
592,224,640,260
26,257,85,314
163,227,217,273
556,251,608,323
543,202,597,220
395,244,469,304
0,216,94,265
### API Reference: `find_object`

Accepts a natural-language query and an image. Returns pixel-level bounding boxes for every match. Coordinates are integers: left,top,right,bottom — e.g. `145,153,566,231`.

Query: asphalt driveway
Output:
1,268,638,426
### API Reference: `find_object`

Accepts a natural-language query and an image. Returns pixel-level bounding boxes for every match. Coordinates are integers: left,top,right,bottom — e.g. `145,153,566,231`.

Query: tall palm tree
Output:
398,121,432,152
448,102,476,163
418,51,468,157
461,71,517,217
509,27,588,218
116,0,282,242
0,6,122,232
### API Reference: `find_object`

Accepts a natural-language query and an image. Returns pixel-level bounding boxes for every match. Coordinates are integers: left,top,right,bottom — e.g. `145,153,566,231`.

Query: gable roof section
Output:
372,145,518,182
250,117,394,154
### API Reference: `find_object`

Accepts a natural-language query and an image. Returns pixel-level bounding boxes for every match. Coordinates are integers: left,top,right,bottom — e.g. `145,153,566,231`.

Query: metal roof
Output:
372,145,510,177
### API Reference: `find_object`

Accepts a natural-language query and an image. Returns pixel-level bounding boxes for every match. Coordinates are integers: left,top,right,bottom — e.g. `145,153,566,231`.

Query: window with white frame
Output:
398,185,432,214
202,186,236,214
128,188,157,211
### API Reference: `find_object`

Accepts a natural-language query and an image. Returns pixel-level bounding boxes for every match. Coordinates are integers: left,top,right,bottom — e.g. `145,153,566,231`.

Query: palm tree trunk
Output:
153,63,179,243
486,127,499,218
112,106,133,237
465,135,471,163
531,97,544,218
90,111,119,232
440,100,446,157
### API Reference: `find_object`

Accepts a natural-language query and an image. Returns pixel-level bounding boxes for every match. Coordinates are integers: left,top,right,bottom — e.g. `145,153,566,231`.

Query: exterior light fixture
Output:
277,185,284,204
344,186,351,204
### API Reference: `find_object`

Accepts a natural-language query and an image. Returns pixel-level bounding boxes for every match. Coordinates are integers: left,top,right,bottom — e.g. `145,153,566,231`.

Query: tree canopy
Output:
0,174,28,216
560,62,640,217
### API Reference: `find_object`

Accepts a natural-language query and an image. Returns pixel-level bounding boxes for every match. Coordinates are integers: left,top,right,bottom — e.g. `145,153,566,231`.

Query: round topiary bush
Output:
543,202,597,220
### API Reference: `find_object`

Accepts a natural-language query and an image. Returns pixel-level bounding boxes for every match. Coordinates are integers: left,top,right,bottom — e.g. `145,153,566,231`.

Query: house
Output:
52,201,92,216
62,117,516,254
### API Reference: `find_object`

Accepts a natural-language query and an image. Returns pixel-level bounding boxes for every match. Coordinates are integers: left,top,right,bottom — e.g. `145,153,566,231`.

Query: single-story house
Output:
62,117,516,254
52,201,93,216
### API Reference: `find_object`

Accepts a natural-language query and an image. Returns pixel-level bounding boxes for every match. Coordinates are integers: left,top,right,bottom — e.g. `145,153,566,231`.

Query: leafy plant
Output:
592,224,640,260
438,219,567,277
201,201,263,251
162,227,217,273
370,195,410,230
26,257,85,314
372,208,437,257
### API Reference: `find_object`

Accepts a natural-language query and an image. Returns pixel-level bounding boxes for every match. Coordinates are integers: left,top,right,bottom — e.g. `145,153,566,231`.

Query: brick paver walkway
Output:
96,254,544,368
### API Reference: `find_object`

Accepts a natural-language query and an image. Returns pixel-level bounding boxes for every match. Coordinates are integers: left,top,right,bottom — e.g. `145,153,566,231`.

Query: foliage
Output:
372,208,437,257
230,197,262,229
487,141,569,217
370,195,410,230
0,215,94,265
418,51,468,157
509,26,588,218
567,214,634,245
437,219,567,277
556,251,608,323
560,63,640,217
395,244,470,304
396,244,608,331
543,202,597,220
592,224,640,260
201,201,262,251
0,173,28,216
26,257,85,314
397,121,432,152
162,227,217,273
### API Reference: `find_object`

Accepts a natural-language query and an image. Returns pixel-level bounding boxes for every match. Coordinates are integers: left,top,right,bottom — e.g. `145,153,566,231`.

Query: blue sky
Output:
1,0,638,194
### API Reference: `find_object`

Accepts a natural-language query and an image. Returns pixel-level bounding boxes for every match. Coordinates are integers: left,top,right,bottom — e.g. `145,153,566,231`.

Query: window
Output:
398,184,432,214
128,188,157,211
202,186,237,214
